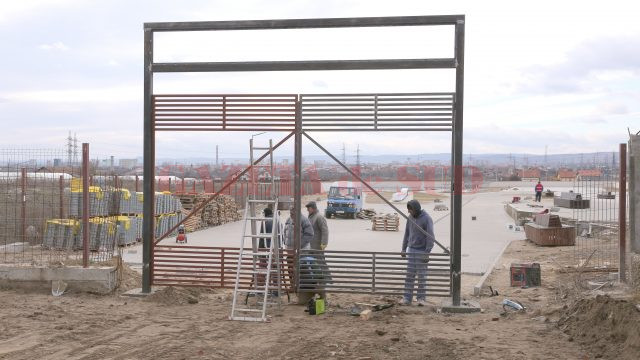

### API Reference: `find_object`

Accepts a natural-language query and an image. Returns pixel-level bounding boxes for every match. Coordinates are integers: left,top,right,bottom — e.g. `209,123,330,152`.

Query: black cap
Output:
305,201,317,209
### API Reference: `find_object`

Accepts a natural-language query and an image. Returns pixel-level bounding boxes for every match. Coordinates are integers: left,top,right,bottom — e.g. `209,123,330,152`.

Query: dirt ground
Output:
1,240,639,360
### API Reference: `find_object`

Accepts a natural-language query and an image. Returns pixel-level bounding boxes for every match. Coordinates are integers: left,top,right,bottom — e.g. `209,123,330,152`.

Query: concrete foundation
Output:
121,287,160,298
0,264,117,294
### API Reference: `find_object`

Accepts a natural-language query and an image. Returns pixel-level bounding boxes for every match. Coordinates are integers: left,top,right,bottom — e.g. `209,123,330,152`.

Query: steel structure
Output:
143,15,465,305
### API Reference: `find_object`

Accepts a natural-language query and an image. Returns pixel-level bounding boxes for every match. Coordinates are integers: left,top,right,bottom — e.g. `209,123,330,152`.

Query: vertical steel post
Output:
293,98,303,290
135,175,139,192
21,168,26,242
142,27,155,293
59,175,64,219
451,17,465,306
619,143,627,282
82,143,89,268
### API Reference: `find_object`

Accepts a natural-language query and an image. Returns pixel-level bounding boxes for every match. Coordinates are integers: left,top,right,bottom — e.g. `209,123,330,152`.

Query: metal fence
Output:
0,149,130,266
298,249,451,297
569,173,626,270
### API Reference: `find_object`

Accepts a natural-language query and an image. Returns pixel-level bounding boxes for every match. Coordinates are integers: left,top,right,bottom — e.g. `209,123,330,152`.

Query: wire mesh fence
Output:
568,173,626,270
0,149,142,266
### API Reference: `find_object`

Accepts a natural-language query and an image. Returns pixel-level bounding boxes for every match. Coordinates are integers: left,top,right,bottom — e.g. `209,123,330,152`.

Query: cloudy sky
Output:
0,0,638,160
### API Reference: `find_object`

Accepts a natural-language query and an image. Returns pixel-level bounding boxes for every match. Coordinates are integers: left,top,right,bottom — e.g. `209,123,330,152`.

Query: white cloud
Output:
39,41,69,51
1,84,140,104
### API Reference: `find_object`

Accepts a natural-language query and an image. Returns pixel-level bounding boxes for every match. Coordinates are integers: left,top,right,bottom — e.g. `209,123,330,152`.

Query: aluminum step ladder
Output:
229,139,282,322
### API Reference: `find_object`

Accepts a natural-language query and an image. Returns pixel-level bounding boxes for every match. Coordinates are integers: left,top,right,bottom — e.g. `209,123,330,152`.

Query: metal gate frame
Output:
143,15,465,305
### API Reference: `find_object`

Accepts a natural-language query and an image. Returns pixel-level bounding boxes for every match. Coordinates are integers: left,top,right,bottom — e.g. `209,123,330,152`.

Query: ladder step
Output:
248,199,276,203
244,234,273,238
256,182,274,185
246,217,272,221
252,147,272,150
241,251,272,256
234,308,264,313
229,316,267,322
235,289,266,294
237,269,278,275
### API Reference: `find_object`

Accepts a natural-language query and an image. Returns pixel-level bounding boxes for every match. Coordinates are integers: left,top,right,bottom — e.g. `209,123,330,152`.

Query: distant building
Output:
517,168,541,181
119,159,138,169
53,158,63,167
577,169,602,181
555,169,576,181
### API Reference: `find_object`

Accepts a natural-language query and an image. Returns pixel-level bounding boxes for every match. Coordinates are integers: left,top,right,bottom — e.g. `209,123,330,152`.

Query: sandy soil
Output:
1,240,639,360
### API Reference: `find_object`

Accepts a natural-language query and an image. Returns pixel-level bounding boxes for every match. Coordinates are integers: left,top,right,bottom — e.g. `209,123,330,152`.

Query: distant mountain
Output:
153,151,617,168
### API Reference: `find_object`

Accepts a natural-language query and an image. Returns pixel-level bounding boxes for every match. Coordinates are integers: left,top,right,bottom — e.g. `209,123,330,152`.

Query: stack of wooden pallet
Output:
371,213,400,231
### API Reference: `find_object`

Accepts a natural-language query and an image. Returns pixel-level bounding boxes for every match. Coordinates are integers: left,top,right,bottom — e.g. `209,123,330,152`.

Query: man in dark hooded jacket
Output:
401,200,435,306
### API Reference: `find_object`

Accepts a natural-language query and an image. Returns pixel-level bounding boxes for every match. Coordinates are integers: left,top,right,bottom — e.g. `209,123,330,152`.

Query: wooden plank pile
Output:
356,208,377,219
177,194,241,232
371,213,400,231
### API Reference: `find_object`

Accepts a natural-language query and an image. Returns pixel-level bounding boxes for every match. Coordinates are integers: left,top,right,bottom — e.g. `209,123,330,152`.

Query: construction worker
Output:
284,207,314,250
305,201,328,251
306,201,331,298
535,181,544,202
258,207,273,249
401,200,434,306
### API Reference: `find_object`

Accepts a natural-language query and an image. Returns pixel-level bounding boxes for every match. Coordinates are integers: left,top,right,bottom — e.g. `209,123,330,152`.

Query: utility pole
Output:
356,144,360,168
216,145,219,168
341,143,346,164
73,133,78,165
67,131,73,165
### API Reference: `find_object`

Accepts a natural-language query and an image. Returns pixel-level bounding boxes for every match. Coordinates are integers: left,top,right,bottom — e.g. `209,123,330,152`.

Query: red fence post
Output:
221,248,225,287
620,143,627,282
59,175,64,219
82,143,89,268
21,168,26,242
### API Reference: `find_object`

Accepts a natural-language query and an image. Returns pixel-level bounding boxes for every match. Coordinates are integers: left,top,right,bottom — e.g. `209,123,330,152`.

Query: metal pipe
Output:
293,99,303,290
451,17,465,307
142,27,155,293
144,15,465,32
619,143,627,282
82,143,89,268
153,59,456,73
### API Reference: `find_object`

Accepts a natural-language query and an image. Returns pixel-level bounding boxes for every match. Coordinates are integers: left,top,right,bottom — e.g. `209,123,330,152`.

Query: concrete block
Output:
0,242,29,253
0,264,117,294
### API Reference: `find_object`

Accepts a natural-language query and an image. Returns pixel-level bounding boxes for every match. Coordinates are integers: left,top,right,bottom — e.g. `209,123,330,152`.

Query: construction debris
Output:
434,204,449,211
356,208,376,219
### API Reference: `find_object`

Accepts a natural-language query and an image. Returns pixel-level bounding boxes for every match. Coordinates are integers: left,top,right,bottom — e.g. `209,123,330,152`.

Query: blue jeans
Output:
403,247,431,302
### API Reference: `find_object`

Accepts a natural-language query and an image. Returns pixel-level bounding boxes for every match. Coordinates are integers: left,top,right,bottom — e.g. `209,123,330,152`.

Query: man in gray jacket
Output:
306,201,328,250
306,201,332,295
401,200,435,306
284,208,314,250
